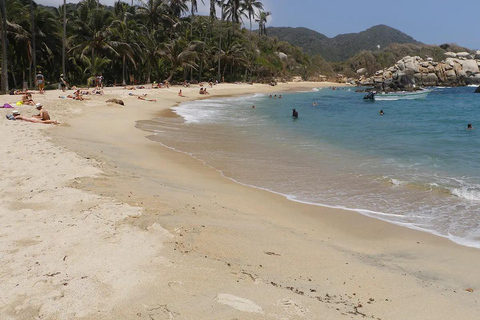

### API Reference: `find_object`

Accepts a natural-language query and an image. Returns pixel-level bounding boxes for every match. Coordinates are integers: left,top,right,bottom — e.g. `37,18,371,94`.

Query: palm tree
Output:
189,0,203,16
110,1,138,84
29,0,35,88
209,0,216,19
158,37,203,81
1,0,8,92
168,0,188,18
241,0,263,32
137,0,170,34
62,0,66,77
255,10,269,36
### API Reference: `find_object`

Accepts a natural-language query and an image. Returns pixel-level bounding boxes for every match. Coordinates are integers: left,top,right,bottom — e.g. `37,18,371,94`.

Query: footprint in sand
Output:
277,298,309,317
215,293,264,314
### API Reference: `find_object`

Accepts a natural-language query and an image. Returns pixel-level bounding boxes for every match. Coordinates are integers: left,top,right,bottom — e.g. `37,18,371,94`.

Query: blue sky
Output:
38,0,480,49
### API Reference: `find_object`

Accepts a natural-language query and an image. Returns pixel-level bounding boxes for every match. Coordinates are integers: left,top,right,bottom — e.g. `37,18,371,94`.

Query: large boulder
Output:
357,68,367,75
444,52,457,58
457,52,472,59
467,73,480,85
396,69,415,86
446,69,457,79
460,59,479,74
476,51,480,59
404,58,419,73
397,61,405,71
276,52,288,60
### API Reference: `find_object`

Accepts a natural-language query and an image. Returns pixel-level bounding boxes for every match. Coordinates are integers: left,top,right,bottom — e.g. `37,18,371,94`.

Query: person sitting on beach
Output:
32,103,51,121
468,123,473,130
199,88,204,94
292,109,298,118
164,80,170,88
209,82,213,88
73,90,90,100
178,89,185,97
92,88,103,95
203,88,209,95
137,96,157,102
21,93,35,105
183,80,190,88
152,81,159,89
10,110,58,124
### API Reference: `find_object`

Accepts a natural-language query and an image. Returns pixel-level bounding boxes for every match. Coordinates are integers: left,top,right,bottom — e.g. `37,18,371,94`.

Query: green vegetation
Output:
266,25,420,62
0,0,330,92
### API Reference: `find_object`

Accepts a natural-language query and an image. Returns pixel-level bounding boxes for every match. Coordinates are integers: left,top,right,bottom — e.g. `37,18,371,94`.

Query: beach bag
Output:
16,101,23,106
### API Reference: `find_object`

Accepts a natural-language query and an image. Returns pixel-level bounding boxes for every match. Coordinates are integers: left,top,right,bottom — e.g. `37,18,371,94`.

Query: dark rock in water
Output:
106,98,124,105
475,86,480,93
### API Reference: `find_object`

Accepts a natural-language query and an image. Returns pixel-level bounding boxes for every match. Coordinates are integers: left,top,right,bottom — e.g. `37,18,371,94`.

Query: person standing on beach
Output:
60,74,67,92
36,71,45,94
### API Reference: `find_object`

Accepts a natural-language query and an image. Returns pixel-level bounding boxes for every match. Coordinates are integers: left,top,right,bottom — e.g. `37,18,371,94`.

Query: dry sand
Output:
1,83,480,319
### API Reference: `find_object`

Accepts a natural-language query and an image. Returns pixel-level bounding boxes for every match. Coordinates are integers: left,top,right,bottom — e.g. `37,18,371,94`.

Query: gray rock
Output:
457,52,472,59
444,52,457,58
356,68,367,75
476,51,480,59
460,60,479,74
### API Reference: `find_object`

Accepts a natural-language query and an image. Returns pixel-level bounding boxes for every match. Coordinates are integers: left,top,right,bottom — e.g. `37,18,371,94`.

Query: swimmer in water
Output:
380,110,384,115
467,123,473,130
292,109,298,118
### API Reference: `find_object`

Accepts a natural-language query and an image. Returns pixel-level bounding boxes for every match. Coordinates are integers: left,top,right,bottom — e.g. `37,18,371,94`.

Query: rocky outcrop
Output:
357,51,480,87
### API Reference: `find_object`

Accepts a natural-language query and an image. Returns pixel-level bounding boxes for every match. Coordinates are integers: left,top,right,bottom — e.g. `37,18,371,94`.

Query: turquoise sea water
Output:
140,86,480,248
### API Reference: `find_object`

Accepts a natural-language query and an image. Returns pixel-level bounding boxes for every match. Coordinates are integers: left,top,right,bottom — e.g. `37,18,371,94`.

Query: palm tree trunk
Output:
218,1,224,82
30,0,36,88
122,55,126,85
0,0,8,93
62,0,66,77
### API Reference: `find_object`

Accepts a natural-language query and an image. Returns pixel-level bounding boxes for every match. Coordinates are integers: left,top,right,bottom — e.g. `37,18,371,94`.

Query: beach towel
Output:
1,103,13,108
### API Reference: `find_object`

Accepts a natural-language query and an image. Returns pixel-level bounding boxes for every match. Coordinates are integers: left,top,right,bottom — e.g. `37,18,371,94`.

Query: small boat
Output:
364,89,431,101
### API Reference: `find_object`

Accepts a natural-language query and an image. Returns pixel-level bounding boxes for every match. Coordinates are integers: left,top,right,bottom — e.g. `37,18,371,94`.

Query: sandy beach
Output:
1,82,480,320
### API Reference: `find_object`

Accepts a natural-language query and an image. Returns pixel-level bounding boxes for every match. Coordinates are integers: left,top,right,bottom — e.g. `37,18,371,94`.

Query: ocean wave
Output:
451,187,480,201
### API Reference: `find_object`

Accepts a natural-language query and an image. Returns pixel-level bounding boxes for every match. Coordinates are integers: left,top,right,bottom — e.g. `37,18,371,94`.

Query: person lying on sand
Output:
124,86,136,90
9,110,58,124
129,92,147,97
32,103,51,121
137,96,156,102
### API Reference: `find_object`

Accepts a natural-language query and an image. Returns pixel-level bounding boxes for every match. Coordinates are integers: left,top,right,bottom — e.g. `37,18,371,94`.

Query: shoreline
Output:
2,82,480,319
